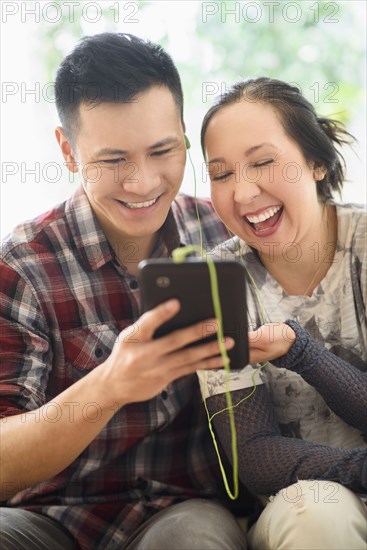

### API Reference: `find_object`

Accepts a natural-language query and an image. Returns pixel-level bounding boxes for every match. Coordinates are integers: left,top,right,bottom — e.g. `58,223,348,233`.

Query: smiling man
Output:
0,34,247,550
57,86,189,274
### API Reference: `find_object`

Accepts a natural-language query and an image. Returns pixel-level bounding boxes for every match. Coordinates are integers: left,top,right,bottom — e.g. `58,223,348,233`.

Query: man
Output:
0,33,247,549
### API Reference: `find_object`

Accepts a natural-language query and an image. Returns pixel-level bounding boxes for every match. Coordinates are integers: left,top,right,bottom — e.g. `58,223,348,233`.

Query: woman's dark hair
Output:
55,33,184,143
201,77,355,201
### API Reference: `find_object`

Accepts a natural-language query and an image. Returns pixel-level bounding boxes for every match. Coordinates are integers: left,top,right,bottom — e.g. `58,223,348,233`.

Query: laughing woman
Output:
200,78,367,549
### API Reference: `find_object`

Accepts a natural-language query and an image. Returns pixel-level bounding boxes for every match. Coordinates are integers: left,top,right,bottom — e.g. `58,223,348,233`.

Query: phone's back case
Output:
139,260,249,369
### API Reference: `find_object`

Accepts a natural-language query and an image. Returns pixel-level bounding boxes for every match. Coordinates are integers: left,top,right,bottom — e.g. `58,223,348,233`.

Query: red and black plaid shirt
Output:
0,186,230,549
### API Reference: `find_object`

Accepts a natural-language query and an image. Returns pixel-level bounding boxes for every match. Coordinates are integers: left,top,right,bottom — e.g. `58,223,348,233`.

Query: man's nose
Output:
118,161,160,195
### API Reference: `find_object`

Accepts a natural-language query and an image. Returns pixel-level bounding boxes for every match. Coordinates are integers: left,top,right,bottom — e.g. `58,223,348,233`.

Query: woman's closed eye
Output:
212,171,234,182
252,159,273,168
210,159,274,181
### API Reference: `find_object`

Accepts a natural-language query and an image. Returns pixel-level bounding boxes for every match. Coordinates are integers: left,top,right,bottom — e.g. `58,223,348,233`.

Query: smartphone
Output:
138,259,249,369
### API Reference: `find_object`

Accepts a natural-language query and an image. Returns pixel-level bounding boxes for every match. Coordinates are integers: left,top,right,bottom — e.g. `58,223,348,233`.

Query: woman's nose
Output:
234,164,262,204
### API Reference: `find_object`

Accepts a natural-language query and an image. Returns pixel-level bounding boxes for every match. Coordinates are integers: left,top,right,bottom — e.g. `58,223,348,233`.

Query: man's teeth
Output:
122,198,158,209
246,205,282,224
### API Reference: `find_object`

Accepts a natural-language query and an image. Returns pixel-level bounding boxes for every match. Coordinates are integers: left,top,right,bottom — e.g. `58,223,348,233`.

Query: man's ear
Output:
55,127,79,173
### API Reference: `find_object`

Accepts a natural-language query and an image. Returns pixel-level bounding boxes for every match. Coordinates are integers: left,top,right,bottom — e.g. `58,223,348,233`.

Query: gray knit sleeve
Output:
207,387,367,497
271,320,367,435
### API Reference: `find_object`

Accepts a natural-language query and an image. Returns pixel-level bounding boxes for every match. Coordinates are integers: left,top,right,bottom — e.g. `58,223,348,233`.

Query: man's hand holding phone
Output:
101,299,235,407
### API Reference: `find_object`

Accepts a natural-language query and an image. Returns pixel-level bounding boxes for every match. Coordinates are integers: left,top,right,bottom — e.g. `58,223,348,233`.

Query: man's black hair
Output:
55,33,184,142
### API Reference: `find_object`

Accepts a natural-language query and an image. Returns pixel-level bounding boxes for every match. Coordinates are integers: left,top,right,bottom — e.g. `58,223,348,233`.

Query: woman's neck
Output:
259,204,337,297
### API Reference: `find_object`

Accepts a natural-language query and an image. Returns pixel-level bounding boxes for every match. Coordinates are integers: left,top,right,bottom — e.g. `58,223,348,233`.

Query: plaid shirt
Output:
0,186,230,550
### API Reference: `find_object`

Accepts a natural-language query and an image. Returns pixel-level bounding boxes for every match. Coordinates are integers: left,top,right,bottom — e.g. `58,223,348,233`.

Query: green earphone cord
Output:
171,143,268,500
187,143,204,255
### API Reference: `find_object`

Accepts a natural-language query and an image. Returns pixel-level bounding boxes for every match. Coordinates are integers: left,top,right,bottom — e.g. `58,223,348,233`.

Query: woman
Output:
200,77,367,549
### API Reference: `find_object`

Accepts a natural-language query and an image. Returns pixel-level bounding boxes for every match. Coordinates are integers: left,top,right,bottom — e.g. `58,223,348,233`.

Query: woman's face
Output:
204,100,323,258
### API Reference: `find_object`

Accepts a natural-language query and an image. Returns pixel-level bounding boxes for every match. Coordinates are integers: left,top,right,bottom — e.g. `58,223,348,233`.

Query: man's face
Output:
61,86,186,250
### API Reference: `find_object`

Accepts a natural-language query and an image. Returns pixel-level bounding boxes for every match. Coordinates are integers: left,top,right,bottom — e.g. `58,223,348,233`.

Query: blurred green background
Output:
1,1,366,237
41,0,365,122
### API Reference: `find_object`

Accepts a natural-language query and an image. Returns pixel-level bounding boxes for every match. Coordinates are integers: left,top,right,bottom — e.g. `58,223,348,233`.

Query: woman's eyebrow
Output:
207,143,277,165
244,143,277,156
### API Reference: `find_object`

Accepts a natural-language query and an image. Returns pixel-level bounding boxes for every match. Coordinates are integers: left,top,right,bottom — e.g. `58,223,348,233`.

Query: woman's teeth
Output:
122,197,158,209
245,205,282,224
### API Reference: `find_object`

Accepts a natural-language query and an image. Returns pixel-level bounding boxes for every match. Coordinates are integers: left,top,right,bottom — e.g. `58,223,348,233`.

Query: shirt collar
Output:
66,186,186,271
66,186,113,271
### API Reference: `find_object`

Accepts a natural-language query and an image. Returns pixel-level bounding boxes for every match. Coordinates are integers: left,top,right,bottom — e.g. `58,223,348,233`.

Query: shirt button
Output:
129,279,138,289
161,390,168,400
95,347,103,358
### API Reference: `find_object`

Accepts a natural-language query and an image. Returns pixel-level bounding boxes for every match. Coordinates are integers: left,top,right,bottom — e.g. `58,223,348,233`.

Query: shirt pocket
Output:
62,324,117,379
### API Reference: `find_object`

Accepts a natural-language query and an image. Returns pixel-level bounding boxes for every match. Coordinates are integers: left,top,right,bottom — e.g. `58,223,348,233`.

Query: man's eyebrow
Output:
147,137,181,149
207,143,277,165
94,138,180,158
95,148,128,157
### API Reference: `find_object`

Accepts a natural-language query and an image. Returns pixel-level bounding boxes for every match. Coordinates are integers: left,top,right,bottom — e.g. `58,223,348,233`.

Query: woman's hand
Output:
248,322,296,365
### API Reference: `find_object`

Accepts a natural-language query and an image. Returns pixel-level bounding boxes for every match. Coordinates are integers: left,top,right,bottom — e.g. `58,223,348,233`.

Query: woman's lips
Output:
243,206,284,236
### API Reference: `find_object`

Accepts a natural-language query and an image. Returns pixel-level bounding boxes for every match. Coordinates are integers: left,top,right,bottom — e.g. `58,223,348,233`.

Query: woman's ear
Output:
55,127,79,173
313,164,327,181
